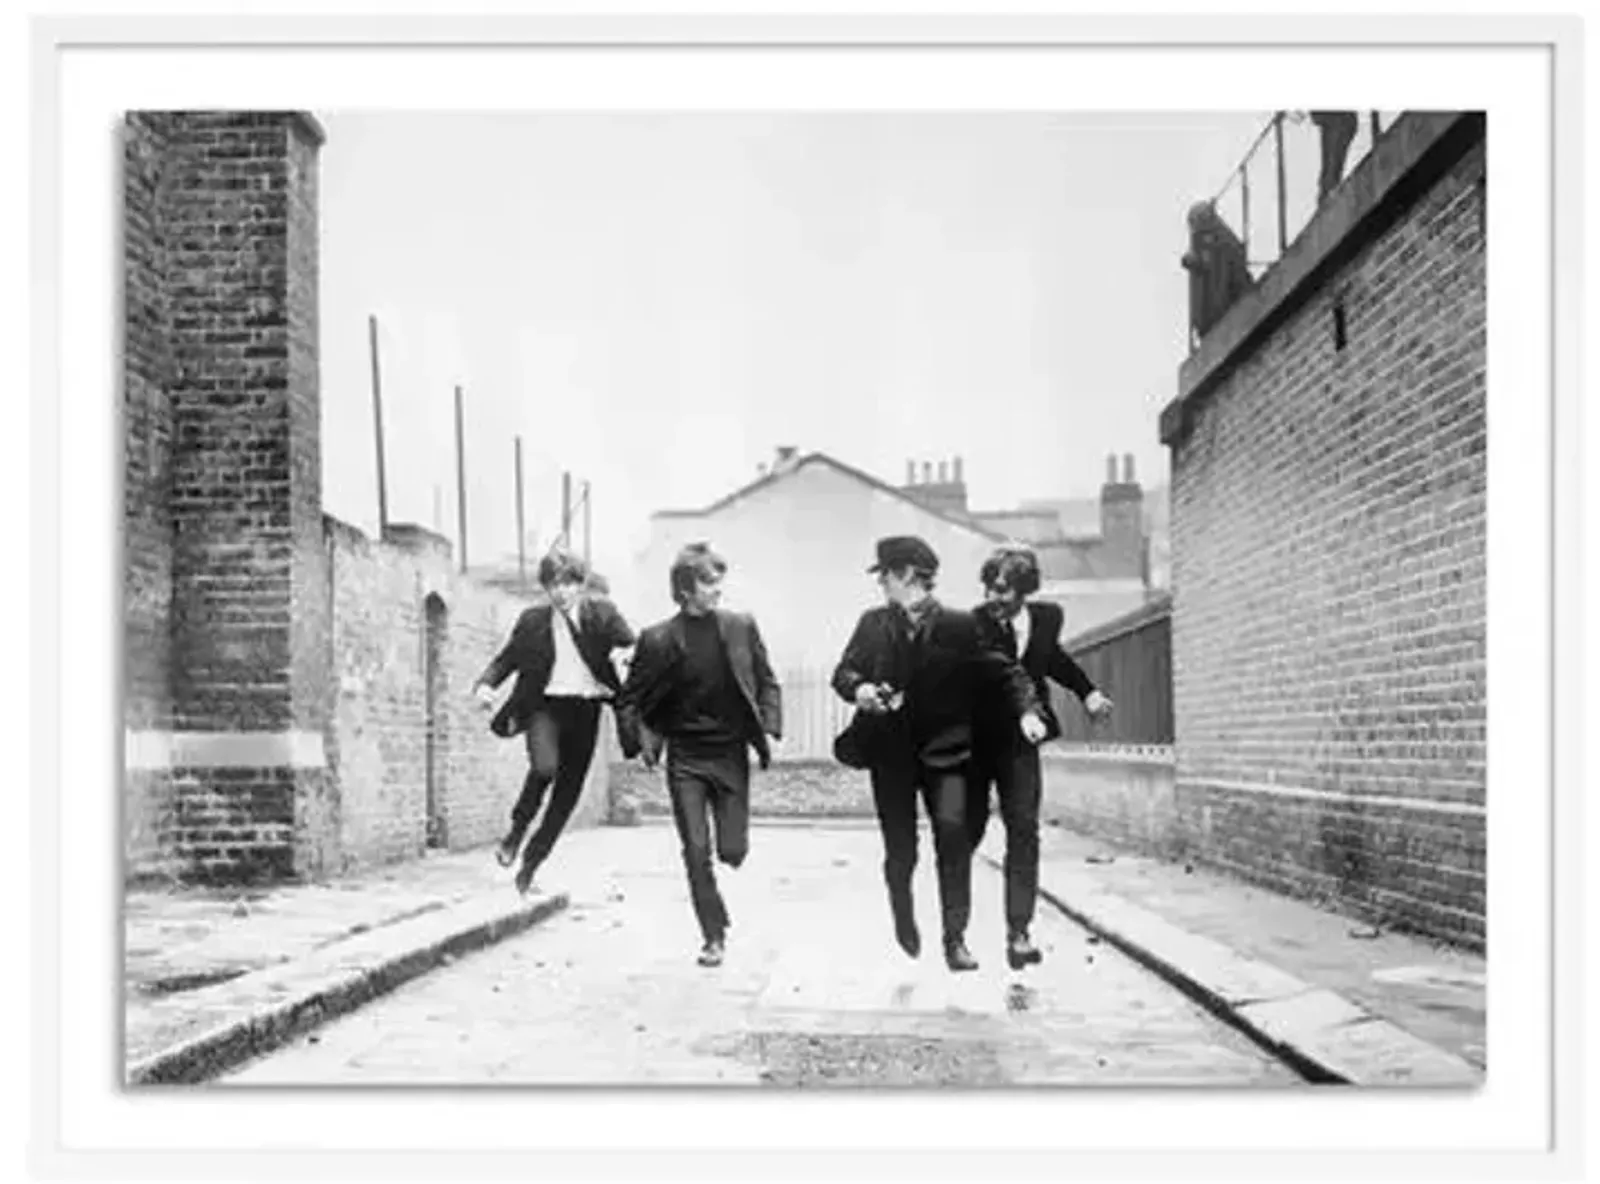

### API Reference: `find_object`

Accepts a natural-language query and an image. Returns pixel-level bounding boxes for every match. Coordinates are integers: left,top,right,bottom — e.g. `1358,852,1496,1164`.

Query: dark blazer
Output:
973,599,1097,750
616,609,783,769
477,597,636,739
831,601,1038,771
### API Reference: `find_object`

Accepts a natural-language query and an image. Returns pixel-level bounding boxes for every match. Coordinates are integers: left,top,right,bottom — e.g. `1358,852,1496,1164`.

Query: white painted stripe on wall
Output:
1193,777,1485,818
123,730,327,771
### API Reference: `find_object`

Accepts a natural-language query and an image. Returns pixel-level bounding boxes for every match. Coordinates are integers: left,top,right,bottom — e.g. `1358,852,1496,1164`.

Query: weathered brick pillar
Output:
157,111,335,883
123,114,179,876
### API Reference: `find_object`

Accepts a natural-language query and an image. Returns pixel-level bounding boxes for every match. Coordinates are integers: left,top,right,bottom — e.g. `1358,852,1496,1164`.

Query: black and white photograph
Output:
117,103,1492,1092
23,9,1589,1179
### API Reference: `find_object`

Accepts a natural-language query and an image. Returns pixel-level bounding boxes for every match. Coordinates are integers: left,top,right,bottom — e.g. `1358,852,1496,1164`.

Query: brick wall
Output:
122,111,615,886
326,518,612,873
1162,114,1486,948
1038,750,1181,858
123,111,331,884
123,115,178,872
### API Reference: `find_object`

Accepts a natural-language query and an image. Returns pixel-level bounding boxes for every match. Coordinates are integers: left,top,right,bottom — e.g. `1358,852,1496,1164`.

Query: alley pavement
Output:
125,818,1484,1088
217,824,1297,1087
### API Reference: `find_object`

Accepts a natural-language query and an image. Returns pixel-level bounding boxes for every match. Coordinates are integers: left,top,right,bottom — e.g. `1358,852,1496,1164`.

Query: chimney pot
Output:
906,459,916,485
922,461,933,484
1105,454,1117,484
937,460,949,483
953,456,964,483
1123,453,1136,483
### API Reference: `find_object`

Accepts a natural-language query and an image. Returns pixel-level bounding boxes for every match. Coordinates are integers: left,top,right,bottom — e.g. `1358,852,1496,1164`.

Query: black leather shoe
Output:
697,938,725,968
944,938,979,972
495,835,520,868
1006,931,1044,970
894,917,922,959
513,861,536,895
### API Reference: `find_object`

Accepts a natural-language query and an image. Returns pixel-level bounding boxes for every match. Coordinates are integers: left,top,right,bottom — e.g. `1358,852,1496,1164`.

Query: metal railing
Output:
1210,111,1401,281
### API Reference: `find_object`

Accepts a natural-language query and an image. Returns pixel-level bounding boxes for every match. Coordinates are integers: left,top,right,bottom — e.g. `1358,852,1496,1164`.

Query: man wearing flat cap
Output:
831,535,1045,971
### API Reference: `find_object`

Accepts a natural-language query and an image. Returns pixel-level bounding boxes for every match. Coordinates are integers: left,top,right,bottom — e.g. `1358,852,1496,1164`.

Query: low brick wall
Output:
1037,746,1181,858
326,517,611,873
1035,745,1483,950
609,759,875,822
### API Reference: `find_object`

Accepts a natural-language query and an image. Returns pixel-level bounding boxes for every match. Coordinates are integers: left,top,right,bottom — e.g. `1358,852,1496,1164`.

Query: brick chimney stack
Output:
1100,450,1145,561
899,454,970,517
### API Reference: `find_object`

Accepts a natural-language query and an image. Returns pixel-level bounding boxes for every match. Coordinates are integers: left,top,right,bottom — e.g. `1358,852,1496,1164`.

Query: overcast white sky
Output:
315,110,1271,580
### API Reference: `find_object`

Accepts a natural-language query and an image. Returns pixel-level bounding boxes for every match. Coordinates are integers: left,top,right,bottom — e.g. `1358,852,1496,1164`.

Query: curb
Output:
989,853,1483,1087
126,891,569,1086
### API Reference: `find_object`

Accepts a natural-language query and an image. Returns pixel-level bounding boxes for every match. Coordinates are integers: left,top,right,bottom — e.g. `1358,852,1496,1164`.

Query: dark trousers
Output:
1314,112,1359,201
506,697,603,873
666,744,751,943
967,742,1044,936
869,759,972,944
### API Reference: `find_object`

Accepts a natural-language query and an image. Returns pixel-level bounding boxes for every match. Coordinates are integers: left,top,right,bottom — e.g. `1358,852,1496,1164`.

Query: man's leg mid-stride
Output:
996,745,1045,968
870,764,922,959
514,700,601,893
498,708,563,868
922,766,978,971
667,762,731,966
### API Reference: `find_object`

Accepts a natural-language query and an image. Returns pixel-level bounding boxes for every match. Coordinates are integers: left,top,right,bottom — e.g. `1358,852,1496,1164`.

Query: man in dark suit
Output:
831,536,1043,972
472,548,636,895
971,545,1114,969
616,543,782,968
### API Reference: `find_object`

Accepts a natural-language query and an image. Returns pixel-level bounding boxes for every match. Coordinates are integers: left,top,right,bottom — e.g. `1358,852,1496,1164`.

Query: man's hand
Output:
1020,711,1048,745
1085,690,1114,720
854,683,889,713
473,683,496,711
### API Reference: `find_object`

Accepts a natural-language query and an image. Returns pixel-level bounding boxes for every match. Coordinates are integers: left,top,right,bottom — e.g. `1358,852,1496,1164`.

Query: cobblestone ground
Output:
221,825,1300,1087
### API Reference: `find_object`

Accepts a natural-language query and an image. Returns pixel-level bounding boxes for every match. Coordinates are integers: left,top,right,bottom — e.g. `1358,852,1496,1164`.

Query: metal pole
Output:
454,385,468,574
368,315,389,537
1273,112,1288,256
582,480,592,563
515,436,526,591
1369,110,1381,145
561,471,572,549
1239,167,1251,260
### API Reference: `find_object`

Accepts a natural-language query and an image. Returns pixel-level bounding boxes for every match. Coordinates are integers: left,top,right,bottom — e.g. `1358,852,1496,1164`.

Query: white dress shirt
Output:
1010,604,1032,659
545,603,609,699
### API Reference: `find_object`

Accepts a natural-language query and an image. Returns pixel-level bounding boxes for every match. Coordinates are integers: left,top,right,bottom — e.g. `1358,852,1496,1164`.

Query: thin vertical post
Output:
454,385,468,574
367,315,389,536
514,436,526,591
1369,110,1381,145
1273,111,1288,256
582,480,592,563
561,471,572,549
1239,166,1251,262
